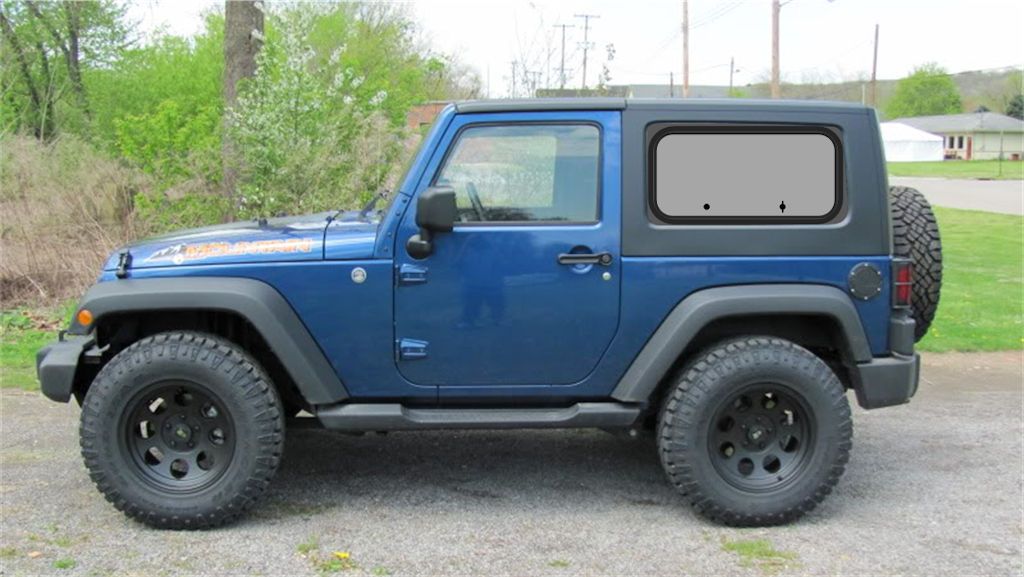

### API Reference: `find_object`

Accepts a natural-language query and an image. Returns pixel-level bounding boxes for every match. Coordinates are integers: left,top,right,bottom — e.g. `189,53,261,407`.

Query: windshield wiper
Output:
358,188,390,220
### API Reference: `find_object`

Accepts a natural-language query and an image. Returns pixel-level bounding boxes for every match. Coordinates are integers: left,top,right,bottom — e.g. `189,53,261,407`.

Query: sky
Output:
129,0,1024,97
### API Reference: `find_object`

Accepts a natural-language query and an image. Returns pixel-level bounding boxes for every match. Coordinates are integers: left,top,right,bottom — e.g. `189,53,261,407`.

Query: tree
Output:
0,0,130,138
222,0,264,215
884,63,962,119
1007,94,1024,120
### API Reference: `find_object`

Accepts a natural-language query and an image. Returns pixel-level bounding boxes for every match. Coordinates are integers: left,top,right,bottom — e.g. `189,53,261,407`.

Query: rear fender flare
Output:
611,284,872,404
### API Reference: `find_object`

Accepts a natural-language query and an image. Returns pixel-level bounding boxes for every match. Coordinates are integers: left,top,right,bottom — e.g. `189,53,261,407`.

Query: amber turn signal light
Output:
76,309,94,327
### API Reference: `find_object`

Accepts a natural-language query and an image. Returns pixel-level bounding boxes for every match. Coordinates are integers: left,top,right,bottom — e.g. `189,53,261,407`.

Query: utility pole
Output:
771,0,781,98
553,23,574,89
729,56,735,96
669,71,675,97
682,0,690,98
510,61,518,98
870,23,879,107
575,13,599,89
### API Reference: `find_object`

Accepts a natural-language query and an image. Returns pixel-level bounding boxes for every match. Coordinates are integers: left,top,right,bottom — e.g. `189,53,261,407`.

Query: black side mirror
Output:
406,186,457,259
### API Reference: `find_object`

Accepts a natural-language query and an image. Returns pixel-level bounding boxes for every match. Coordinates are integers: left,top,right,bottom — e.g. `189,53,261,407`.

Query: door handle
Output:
557,252,613,266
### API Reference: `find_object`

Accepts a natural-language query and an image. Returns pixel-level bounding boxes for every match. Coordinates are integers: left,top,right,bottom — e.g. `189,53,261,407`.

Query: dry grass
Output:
1,134,149,306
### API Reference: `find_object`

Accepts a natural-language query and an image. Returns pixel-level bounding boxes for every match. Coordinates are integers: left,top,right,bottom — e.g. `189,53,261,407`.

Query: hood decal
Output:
144,238,315,265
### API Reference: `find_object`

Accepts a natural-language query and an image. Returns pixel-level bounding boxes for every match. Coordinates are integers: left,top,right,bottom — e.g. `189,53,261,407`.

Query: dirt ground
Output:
1,351,1021,576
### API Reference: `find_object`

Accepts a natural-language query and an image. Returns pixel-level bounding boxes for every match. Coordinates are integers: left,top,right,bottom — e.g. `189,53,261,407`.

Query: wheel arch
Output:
611,284,872,406
68,277,348,406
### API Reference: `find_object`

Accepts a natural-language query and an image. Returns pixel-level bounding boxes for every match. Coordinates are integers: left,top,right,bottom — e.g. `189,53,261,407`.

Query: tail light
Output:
892,259,912,308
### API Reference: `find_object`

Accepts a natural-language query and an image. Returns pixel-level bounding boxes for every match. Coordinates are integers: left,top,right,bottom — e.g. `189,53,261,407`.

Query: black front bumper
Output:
852,352,920,409
35,334,94,403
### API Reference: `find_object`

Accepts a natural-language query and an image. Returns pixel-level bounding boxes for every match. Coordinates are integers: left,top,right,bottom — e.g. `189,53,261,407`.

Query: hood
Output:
105,211,379,270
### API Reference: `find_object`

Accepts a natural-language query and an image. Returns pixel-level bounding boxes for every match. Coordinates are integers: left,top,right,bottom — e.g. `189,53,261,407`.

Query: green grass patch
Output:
548,559,571,568
888,160,1023,180
918,207,1023,352
0,303,73,391
721,538,798,574
53,558,77,570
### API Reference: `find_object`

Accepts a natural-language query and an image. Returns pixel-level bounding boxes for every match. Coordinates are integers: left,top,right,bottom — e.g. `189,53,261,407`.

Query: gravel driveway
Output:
2,352,1021,576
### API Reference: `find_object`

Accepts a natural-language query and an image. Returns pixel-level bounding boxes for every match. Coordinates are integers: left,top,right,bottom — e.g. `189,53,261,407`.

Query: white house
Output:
890,112,1024,160
880,122,944,162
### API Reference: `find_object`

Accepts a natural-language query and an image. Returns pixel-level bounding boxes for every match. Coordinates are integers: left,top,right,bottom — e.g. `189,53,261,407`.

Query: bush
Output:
0,133,146,304
226,6,417,218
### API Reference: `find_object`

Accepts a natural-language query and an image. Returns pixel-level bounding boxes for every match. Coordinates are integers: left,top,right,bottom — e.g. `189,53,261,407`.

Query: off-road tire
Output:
658,336,852,526
79,331,284,529
889,185,942,341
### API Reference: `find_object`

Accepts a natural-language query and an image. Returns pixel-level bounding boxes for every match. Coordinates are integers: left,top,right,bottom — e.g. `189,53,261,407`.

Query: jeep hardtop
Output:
37,98,941,528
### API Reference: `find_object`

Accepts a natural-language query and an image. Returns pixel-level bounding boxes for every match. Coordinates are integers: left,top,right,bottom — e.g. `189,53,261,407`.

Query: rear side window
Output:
650,126,842,224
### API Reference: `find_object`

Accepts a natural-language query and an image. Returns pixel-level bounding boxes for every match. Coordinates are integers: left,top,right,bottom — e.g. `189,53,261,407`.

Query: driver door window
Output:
434,124,600,223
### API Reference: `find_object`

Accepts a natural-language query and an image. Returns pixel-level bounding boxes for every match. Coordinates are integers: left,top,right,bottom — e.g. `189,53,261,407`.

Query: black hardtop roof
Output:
453,98,869,115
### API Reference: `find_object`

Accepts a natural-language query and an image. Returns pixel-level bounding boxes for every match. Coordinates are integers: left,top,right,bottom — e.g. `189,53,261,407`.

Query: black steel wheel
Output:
121,381,236,492
658,336,852,526
708,385,813,493
81,332,284,529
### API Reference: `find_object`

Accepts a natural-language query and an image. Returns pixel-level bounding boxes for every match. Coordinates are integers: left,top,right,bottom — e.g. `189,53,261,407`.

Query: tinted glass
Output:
653,130,839,221
436,124,600,223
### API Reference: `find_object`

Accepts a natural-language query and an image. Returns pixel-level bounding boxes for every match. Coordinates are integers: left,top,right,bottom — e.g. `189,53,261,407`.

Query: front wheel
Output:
79,332,284,529
658,336,852,526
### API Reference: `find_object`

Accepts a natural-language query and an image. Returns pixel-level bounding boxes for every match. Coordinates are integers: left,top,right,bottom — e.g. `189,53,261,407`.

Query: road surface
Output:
1,352,1022,576
891,176,1023,215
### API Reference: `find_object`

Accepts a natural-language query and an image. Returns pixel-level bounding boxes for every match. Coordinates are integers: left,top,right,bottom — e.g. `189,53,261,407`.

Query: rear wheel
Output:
890,185,942,341
658,336,852,526
80,331,284,529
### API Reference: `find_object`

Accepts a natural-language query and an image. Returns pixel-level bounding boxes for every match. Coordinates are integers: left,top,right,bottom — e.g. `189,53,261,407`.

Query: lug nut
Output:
169,441,176,448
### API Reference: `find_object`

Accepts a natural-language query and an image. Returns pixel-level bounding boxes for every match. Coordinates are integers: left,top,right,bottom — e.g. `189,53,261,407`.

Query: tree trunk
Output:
222,0,264,219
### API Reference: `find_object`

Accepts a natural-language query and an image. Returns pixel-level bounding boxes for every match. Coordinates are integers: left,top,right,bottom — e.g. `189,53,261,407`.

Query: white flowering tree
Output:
227,4,445,218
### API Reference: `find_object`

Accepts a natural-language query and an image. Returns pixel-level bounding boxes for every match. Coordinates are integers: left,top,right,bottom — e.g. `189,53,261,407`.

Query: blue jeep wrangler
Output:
37,99,941,529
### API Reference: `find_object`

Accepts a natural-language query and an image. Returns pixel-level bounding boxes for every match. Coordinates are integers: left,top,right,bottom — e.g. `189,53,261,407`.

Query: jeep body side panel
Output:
610,283,874,403
92,262,436,401
68,277,347,403
620,102,889,256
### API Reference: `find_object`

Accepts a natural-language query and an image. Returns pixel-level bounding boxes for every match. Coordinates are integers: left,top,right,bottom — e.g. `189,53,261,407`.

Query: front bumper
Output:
852,352,920,409
35,333,95,403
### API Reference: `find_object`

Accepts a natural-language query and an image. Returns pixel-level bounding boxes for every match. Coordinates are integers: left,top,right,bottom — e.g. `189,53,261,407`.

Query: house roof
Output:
891,112,1024,134
880,122,944,143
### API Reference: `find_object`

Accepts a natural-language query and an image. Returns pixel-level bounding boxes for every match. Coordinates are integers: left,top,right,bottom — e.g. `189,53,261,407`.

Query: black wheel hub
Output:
121,382,236,492
709,384,814,492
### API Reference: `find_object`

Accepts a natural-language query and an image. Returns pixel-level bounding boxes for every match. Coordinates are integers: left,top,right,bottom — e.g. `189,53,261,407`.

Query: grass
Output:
917,207,1023,352
0,207,1018,393
887,159,1024,180
53,558,77,570
721,538,799,574
0,303,73,390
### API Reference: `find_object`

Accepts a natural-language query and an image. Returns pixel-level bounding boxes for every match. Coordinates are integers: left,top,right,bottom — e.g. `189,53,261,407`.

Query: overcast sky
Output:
130,0,1024,97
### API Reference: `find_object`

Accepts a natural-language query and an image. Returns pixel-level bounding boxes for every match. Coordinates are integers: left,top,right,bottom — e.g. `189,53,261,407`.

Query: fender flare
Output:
69,277,347,404
610,284,872,404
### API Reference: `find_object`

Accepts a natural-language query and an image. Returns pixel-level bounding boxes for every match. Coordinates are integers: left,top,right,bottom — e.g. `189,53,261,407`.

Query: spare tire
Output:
889,186,942,341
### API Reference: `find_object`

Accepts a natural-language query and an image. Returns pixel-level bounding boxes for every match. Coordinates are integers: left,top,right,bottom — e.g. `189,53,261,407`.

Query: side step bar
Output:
315,402,642,432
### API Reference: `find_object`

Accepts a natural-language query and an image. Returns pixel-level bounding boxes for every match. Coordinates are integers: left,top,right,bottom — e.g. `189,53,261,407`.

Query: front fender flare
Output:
69,277,348,404
611,284,872,404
